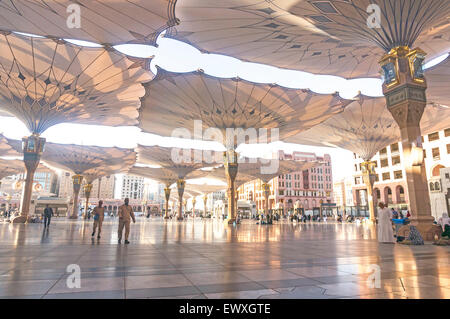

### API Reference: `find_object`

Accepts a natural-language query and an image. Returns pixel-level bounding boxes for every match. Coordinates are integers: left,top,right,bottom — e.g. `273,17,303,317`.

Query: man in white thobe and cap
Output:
377,202,395,243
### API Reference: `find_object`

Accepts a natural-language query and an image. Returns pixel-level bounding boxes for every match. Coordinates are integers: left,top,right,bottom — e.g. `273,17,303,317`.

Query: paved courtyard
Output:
0,217,449,299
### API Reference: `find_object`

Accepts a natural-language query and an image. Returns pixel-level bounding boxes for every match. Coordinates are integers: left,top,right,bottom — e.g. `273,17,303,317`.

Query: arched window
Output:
432,164,445,177
430,182,435,191
396,186,405,203
435,182,440,191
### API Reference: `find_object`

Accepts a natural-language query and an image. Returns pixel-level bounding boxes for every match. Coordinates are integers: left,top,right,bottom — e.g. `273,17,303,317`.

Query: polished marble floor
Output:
0,217,449,299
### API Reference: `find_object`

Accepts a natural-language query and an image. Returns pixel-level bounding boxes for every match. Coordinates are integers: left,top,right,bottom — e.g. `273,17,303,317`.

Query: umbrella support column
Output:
381,46,441,240
177,179,185,221
203,195,207,218
164,187,171,219
69,175,83,219
13,134,46,224
262,182,271,223
83,184,93,220
361,161,377,223
224,150,238,225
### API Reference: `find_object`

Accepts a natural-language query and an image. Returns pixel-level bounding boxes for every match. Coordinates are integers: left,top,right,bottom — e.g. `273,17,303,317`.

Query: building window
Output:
444,128,450,137
435,181,441,191
380,158,389,168
392,156,401,165
394,170,403,179
390,143,399,152
380,148,387,155
382,172,390,181
428,132,439,142
447,144,450,154
432,147,440,159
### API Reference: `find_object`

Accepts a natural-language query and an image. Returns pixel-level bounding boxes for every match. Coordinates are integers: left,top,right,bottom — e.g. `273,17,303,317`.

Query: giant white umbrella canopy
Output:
138,69,350,222
206,166,255,189
0,134,22,158
0,0,178,46
170,0,450,78
39,142,136,219
0,31,152,223
139,70,352,144
426,54,450,108
288,70,450,162
0,32,153,134
0,158,24,180
136,145,214,220
288,92,450,222
128,164,209,219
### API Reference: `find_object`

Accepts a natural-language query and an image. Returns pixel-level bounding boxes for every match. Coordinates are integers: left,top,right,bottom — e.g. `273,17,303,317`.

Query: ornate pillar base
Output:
398,224,442,241
11,215,30,224
224,218,236,225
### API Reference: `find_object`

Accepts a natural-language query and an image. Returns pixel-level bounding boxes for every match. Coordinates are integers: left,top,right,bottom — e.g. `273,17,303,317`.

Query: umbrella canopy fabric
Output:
128,165,209,187
41,142,136,182
0,134,22,158
0,158,24,180
139,70,352,147
169,0,450,78
237,157,320,183
288,94,450,161
136,144,216,178
0,0,178,46
0,32,153,134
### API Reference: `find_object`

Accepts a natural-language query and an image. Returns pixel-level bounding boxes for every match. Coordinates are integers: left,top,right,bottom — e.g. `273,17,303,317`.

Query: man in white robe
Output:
377,202,395,243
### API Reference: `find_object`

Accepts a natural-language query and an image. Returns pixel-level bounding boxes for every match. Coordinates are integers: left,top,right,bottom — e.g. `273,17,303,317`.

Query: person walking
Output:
377,202,395,243
92,200,105,239
43,204,53,228
117,198,135,244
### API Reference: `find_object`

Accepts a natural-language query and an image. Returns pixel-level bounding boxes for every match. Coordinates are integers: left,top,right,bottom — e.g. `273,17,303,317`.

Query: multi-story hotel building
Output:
120,175,145,200
352,127,450,219
237,151,333,213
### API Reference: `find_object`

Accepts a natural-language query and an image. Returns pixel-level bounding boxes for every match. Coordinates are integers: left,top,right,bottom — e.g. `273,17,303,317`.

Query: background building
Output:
333,177,354,212
58,172,115,200
352,127,450,218
238,151,334,213
121,175,145,200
